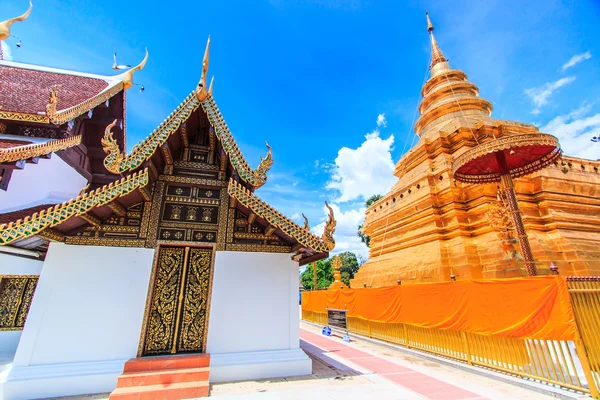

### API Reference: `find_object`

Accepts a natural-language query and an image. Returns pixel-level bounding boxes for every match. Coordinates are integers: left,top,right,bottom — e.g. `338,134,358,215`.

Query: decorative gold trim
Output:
0,169,149,245
64,237,145,247
0,111,49,124
225,243,291,253
227,178,335,252
46,83,124,126
102,91,200,174
100,36,272,188
201,97,272,188
36,228,64,242
0,135,82,163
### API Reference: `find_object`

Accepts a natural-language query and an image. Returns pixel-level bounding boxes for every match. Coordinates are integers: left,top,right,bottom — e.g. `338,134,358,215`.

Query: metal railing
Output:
302,277,600,398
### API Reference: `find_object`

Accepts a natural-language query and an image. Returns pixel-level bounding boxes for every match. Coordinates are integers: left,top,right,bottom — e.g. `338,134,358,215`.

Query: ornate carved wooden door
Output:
142,246,212,356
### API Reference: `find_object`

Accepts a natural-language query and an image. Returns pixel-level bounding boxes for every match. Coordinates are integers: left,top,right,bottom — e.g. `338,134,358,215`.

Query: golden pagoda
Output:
351,13,600,287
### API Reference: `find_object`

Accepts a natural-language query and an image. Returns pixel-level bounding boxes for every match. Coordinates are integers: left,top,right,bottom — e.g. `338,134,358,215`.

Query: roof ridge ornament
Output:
253,142,273,185
196,36,214,101
101,119,125,174
302,213,310,230
425,11,449,75
322,202,336,251
120,48,148,90
0,0,32,41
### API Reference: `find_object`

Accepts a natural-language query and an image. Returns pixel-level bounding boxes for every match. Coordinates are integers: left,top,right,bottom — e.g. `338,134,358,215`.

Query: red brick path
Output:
300,328,487,400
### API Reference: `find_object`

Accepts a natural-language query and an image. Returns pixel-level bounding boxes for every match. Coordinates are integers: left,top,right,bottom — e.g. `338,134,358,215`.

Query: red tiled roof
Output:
0,139,32,149
0,204,53,225
0,65,110,115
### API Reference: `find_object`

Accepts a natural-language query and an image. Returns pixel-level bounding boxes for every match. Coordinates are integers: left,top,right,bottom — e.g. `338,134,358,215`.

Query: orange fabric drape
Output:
302,276,577,341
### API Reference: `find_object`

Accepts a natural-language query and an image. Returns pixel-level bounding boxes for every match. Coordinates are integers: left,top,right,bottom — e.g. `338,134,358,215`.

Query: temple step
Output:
109,354,211,400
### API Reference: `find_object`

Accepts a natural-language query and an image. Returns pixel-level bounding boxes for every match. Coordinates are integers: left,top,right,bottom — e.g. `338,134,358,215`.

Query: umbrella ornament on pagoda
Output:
452,133,562,276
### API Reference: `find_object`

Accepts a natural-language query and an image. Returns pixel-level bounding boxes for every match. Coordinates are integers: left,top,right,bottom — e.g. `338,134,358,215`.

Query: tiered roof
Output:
0,33,336,262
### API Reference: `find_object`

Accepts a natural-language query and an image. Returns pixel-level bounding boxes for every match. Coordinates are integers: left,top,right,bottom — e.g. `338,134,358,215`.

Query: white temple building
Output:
0,6,334,398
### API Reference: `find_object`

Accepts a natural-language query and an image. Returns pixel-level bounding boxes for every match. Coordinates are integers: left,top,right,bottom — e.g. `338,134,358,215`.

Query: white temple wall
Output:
0,155,87,213
207,251,310,382
0,253,42,356
4,243,155,400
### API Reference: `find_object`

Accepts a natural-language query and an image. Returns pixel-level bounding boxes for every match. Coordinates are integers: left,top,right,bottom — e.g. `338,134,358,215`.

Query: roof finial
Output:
426,10,434,33
425,11,449,75
0,0,32,41
196,36,214,101
120,48,148,90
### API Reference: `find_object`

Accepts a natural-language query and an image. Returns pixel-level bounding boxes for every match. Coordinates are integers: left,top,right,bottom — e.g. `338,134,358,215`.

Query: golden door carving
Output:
0,276,39,330
142,246,212,356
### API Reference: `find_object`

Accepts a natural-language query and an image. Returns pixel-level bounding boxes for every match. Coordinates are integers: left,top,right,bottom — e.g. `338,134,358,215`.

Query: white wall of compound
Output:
4,243,155,400
206,251,310,382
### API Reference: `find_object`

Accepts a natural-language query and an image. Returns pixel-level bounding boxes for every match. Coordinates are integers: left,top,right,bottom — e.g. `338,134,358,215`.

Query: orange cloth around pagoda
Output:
302,276,577,341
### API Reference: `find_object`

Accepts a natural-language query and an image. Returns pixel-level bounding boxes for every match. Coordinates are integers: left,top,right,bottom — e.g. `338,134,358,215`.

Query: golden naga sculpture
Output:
101,119,124,173
302,213,310,230
322,202,336,251
120,48,148,90
253,142,273,184
196,36,214,102
45,50,147,125
0,1,32,41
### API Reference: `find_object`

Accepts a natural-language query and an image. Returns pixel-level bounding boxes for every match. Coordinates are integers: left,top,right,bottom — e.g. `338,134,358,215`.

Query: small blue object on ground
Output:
343,335,350,342
322,326,332,336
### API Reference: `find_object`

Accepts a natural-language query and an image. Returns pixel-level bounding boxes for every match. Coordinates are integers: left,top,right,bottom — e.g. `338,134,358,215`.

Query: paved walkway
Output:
300,328,485,399
211,324,560,399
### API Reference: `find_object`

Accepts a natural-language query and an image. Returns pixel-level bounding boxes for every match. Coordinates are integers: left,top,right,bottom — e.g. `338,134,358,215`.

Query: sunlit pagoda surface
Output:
351,14,600,288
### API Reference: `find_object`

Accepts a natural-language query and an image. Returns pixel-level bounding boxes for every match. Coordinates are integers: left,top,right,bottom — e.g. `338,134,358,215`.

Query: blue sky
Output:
2,0,599,257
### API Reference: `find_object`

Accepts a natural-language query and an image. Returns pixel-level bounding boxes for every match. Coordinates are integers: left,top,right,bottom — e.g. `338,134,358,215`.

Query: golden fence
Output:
302,277,600,398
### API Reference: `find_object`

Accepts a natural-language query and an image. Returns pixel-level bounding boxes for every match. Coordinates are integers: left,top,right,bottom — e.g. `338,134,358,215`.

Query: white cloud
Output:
562,51,592,71
311,203,368,258
1,42,13,61
541,104,600,160
524,76,576,114
326,117,396,203
376,113,387,127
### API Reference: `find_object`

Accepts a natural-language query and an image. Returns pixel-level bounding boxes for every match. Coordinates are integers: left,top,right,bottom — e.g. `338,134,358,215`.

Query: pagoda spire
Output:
425,11,450,77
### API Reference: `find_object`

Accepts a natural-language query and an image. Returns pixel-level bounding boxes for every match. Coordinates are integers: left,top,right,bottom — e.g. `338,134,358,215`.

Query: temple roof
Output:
228,178,335,255
0,61,123,124
0,134,82,163
0,169,149,245
101,38,272,189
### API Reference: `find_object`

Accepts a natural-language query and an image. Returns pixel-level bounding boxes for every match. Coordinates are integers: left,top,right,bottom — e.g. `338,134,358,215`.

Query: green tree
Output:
358,194,382,247
300,259,333,289
338,251,361,286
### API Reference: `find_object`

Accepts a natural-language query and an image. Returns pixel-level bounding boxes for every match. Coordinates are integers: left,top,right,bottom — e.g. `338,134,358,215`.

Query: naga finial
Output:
0,1,32,41
45,86,60,123
120,48,148,90
196,36,214,101
101,119,124,174
322,201,336,251
253,142,273,188
302,213,310,230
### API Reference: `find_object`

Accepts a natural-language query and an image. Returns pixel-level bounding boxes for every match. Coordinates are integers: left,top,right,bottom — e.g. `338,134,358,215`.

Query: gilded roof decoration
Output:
201,96,272,188
0,169,149,245
227,178,335,253
101,37,273,188
102,91,200,174
45,80,125,126
0,135,82,163
0,0,32,41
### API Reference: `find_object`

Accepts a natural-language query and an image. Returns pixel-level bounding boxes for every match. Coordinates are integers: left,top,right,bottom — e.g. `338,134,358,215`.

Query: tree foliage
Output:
358,194,383,247
300,251,363,288
301,259,333,290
